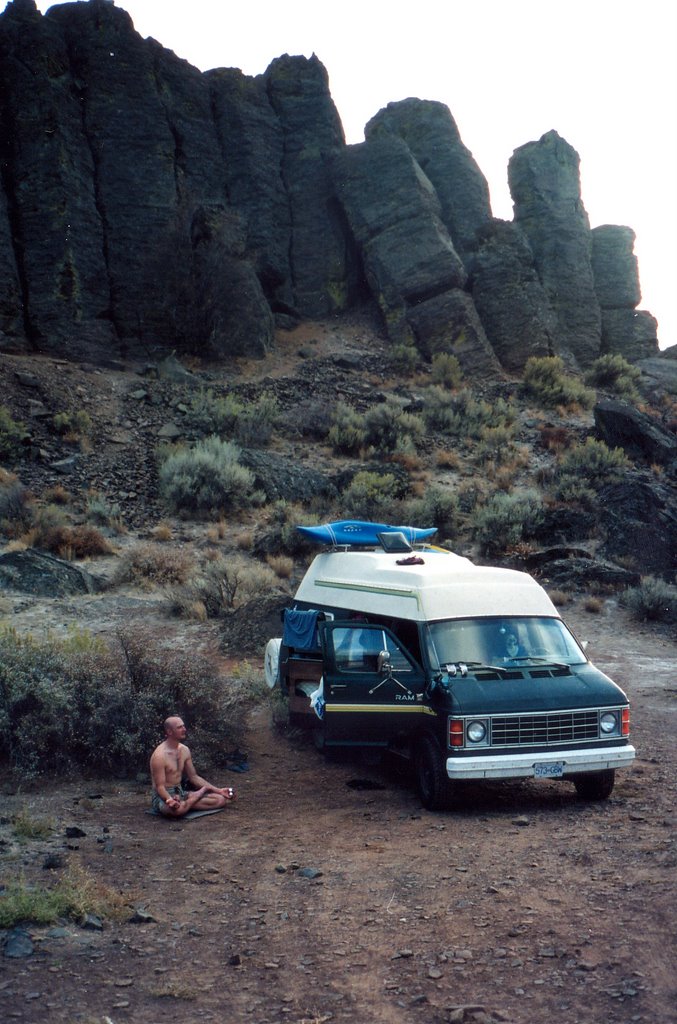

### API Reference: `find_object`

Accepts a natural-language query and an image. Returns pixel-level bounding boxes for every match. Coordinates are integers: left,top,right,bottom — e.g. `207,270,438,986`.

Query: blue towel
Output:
283,609,322,651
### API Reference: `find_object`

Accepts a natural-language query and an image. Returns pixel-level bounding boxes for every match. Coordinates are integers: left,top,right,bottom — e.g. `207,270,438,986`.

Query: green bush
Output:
585,354,641,400
187,390,278,446
342,470,401,521
328,402,368,455
0,470,31,534
430,352,463,390
363,401,424,454
422,387,516,438
0,406,28,461
53,409,92,439
556,437,629,488
620,577,676,623
390,343,420,376
0,626,262,777
404,486,459,536
159,436,260,515
522,356,595,410
474,490,544,556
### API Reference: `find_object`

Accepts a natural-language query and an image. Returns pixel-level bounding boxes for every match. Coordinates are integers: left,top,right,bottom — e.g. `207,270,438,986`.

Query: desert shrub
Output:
328,403,368,455
114,542,193,587
0,406,28,460
555,437,629,489
430,352,463,390
159,436,260,515
620,577,676,623
363,401,424,454
342,470,401,521
522,356,595,410
86,493,123,529
285,399,333,440
235,394,280,446
53,409,92,440
390,343,420,376
39,523,113,559
151,522,173,542
174,555,282,618
187,390,278,446
255,502,323,557
0,470,32,534
266,554,294,579
0,626,262,777
403,485,459,536
44,484,71,505
474,490,544,556
585,354,641,400
423,387,516,438
475,423,520,464
584,596,604,614
0,864,131,928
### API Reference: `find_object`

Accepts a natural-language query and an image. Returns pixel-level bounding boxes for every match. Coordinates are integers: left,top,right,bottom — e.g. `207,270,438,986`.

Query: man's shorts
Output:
151,784,186,815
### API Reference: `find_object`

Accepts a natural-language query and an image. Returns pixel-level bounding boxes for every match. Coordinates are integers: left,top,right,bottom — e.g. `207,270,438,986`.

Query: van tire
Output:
416,736,455,811
574,769,615,801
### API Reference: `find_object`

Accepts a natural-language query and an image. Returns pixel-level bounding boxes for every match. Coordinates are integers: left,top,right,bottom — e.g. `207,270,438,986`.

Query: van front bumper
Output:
446,744,636,780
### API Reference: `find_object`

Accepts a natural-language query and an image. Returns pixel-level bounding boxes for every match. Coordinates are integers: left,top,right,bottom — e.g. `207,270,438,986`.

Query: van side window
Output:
333,626,413,673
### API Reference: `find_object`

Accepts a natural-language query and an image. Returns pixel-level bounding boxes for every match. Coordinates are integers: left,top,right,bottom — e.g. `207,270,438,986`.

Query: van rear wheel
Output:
574,769,615,801
416,736,455,811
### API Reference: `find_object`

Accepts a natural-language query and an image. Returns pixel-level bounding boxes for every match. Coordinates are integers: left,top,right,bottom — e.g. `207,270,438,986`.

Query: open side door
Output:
319,621,427,746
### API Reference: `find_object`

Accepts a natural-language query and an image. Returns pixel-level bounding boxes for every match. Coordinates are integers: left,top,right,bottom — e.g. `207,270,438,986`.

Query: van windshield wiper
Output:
444,661,511,677
507,656,569,669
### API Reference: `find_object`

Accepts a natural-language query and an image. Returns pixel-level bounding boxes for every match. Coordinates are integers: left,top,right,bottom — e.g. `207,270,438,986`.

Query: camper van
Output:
265,521,635,810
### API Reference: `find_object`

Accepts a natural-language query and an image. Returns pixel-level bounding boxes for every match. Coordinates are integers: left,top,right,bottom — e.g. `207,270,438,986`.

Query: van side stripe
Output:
325,704,437,716
315,579,422,609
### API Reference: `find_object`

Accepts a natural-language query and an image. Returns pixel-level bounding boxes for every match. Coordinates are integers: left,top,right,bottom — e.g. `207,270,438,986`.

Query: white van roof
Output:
294,549,558,622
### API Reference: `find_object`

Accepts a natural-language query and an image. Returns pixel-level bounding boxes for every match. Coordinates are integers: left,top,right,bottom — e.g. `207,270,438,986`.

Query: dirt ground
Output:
1,601,675,1024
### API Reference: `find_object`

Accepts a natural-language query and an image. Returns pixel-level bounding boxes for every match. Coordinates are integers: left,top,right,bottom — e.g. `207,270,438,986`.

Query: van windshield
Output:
425,617,586,670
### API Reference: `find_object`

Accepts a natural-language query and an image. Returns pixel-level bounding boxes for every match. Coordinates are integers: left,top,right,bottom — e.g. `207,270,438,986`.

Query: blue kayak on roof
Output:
296,520,438,547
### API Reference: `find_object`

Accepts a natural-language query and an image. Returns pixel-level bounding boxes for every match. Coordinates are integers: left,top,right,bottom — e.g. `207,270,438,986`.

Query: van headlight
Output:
600,711,619,735
466,720,488,744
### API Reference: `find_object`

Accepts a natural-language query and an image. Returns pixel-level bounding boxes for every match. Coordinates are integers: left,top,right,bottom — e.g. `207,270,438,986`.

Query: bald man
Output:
150,716,235,817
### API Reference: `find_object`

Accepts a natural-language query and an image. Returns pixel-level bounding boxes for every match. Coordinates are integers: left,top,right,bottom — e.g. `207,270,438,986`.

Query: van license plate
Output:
534,762,564,778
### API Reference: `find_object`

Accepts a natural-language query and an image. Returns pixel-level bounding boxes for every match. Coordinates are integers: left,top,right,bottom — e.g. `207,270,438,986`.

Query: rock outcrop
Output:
591,225,658,361
508,131,603,368
0,0,659,371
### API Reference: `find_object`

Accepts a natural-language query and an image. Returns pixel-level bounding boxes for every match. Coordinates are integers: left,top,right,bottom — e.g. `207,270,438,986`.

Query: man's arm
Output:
183,751,232,797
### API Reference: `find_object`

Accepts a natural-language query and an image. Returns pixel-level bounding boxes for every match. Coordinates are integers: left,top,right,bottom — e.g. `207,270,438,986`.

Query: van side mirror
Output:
377,650,392,675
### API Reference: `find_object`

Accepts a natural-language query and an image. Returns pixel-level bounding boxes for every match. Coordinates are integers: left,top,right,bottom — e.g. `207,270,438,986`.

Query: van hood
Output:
445,664,629,716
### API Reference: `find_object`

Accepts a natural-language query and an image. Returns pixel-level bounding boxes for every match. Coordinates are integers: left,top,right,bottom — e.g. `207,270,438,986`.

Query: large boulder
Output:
509,131,601,367
239,449,337,503
0,549,100,597
470,219,559,371
594,398,677,467
264,54,360,318
332,136,500,375
365,98,491,270
207,67,293,312
591,226,658,361
597,472,677,581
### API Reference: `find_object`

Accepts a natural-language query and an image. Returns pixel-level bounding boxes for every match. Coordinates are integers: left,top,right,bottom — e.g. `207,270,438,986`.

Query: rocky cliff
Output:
0,0,661,371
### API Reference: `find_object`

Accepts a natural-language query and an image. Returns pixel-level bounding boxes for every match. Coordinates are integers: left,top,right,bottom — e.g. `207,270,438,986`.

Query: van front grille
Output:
490,710,600,747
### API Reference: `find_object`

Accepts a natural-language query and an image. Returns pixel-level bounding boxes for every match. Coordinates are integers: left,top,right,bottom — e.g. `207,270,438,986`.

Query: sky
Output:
21,0,677,350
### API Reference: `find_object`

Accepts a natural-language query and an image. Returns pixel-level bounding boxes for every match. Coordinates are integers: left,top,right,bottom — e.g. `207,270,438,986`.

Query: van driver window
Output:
334,627,412,673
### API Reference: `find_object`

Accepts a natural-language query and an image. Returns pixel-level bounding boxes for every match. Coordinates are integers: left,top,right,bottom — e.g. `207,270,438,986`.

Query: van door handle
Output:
330,684,347,690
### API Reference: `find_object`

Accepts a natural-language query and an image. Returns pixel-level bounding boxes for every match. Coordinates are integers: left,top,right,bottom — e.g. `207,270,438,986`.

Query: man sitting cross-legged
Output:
150,716,235,817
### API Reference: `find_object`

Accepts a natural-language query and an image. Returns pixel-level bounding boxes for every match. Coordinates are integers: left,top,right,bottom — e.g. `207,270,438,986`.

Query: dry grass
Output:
436,449,461,469
584,596,605,614
547,589,572,607
113,542,193,587
151,521,173,542
43,484,72,505
266,554,294,579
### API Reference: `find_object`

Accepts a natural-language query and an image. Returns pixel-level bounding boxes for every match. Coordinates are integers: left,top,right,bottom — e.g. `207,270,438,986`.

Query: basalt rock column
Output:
591,224,658,361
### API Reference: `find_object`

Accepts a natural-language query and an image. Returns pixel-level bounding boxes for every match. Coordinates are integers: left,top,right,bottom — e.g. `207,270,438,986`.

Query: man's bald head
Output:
164,716,185,737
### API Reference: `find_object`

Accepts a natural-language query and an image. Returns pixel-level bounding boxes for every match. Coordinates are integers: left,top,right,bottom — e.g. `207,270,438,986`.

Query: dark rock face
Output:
239,449,337,503
598,473,677,581
0,2,658,371
470,220,559,371
535,556,640,590
264,54,360,318
332,136,499,375
591,226,658,361
0,548,99,596
594,398,677,467
365,98,492,270
509,131,602,367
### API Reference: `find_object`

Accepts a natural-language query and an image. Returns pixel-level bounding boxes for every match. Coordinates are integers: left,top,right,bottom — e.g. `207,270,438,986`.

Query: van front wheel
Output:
416,736,455,811
574,769,615,801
